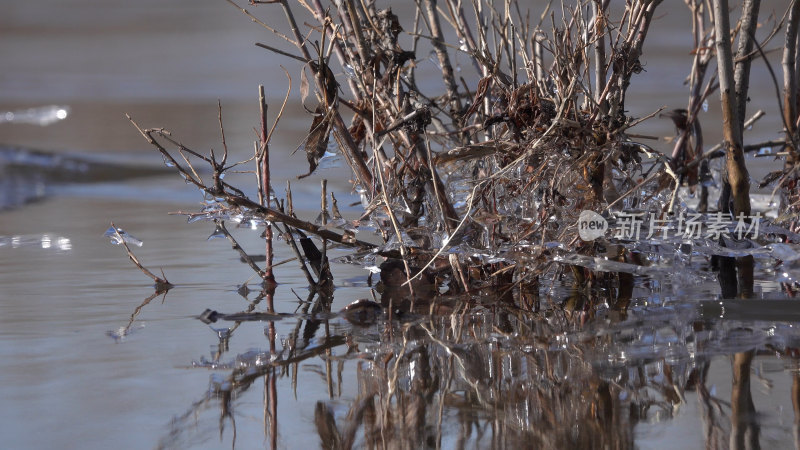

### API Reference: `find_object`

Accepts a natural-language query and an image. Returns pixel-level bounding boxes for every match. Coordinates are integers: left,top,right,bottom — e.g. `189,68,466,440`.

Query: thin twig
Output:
110,222,172,290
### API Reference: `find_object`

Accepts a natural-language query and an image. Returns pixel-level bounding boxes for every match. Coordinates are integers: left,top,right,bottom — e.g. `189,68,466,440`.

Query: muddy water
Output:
2,1,800,449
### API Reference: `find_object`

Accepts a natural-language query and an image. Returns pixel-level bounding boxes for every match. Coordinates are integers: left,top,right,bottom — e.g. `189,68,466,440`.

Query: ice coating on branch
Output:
104,226,143,247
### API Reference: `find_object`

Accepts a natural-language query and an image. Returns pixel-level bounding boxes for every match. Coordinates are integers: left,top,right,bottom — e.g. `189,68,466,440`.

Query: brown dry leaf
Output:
298,105,333,179
464,76,492,119
310,60,338,106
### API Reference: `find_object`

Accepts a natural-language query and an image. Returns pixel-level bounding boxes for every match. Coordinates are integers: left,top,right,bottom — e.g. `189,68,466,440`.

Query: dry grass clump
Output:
123,0,672,296
121,0,800,303
121,3,800,448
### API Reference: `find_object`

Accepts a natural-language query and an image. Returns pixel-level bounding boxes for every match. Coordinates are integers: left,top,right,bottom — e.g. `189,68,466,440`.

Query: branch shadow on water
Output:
144,264,800,450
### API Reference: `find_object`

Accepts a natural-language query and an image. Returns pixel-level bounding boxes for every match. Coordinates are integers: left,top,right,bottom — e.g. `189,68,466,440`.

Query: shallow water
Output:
3,1,800,449
5,173,800,450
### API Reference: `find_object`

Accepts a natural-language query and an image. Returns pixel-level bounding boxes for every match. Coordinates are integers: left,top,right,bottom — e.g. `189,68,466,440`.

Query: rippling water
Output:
2,1,799,449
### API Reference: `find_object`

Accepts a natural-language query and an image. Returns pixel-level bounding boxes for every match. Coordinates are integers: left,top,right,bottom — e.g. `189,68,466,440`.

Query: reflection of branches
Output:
108,289,168,342
731,351,759,449
310,304,649,449
698,380,731,449
159,329,346,449
106,224,173,342
162,285,345,448
158,279,800,449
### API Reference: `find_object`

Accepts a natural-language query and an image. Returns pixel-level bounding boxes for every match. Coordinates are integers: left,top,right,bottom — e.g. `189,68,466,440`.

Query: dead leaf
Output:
298,105,334,179
310,60,338,106
464,76,492,119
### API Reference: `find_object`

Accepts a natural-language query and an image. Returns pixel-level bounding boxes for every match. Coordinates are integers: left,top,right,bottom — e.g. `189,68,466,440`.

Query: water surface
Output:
2,1,800,449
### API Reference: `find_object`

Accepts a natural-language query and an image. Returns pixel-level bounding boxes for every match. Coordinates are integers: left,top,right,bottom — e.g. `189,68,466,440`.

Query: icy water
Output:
3,1,800,449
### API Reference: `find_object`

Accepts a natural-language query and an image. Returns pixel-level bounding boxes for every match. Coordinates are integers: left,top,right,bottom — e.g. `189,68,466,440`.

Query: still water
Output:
2,1,800,449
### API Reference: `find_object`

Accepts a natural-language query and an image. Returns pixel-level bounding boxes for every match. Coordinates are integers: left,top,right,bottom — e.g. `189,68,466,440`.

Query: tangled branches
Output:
125,0,800,304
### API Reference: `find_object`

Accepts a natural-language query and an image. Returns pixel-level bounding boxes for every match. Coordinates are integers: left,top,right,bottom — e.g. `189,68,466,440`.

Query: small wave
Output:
0,146,170,210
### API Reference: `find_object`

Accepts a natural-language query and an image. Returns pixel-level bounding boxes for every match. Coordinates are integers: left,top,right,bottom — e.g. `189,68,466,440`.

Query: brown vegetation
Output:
114,1,800,448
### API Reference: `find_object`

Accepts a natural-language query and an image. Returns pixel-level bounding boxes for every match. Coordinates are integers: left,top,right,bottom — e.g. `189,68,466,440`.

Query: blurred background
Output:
0,0,305,157
0,0,789,181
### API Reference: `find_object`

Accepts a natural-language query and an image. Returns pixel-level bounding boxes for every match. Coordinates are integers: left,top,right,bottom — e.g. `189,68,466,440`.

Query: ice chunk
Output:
104,226,143,247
